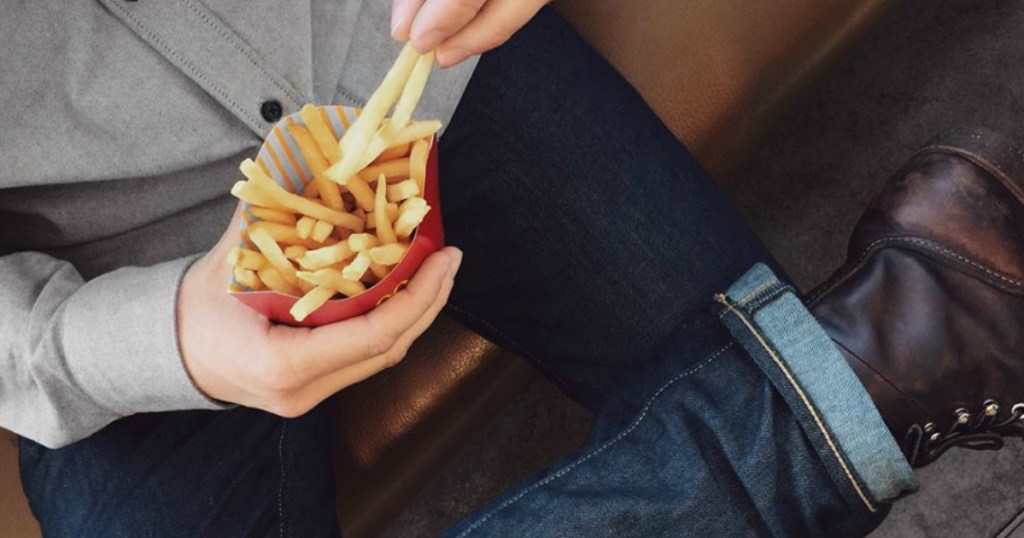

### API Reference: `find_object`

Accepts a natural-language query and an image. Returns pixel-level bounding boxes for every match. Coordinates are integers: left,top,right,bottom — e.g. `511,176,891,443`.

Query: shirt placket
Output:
97,0,308,138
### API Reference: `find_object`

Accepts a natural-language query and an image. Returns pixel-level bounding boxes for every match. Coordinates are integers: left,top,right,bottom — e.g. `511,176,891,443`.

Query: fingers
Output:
295,248,462,407
391,0,426,41
408,0,488,53
434,0,548,67
288,247,460,378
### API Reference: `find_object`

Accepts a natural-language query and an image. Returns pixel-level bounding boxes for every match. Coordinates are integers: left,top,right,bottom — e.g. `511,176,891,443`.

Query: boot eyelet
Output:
1012,403,1024,418
929,432,941,443
984,400,1000,417
924,422,936,433
954,409,971,424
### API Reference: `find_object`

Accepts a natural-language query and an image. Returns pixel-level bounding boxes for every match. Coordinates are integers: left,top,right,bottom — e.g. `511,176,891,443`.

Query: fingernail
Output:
448,248,463,274
414,30,445,53
391,11,407,40
437,47,471,67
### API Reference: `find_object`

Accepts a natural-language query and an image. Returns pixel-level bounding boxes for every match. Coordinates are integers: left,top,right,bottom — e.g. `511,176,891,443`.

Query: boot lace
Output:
903,400,1024,467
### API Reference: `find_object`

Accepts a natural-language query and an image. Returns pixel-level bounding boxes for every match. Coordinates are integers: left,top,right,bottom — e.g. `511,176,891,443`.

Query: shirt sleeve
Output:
0,251,227,448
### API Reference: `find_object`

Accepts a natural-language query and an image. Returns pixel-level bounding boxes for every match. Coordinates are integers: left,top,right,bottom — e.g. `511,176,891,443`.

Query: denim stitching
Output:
454,343,733,537
277,421,287,538
745,286,793,313
445,303,571,389
736,279,780,306
716,296,877,512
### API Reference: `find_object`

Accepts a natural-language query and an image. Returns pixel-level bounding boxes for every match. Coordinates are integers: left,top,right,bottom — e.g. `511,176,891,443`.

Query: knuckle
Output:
384,347,408,368
480,24,515,50
367,332,397,357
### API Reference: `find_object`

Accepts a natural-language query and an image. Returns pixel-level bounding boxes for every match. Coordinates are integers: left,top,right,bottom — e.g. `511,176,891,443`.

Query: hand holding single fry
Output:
391,0,552,67
178,205,462,416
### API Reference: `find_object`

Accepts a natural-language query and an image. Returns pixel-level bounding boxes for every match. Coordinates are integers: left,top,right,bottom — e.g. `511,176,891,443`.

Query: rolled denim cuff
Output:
716,263,917,512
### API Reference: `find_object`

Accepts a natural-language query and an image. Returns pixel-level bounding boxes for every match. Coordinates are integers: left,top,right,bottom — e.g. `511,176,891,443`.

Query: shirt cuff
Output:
61,256,229,415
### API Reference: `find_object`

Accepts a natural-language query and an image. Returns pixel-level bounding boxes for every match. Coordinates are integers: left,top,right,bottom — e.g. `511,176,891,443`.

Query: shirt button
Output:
261,100,283,123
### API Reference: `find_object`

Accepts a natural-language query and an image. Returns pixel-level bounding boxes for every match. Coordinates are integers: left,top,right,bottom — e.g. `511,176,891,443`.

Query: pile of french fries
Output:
228,44,440,322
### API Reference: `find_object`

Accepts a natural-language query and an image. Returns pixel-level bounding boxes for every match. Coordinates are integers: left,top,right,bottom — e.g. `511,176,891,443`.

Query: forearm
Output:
0,251,224,448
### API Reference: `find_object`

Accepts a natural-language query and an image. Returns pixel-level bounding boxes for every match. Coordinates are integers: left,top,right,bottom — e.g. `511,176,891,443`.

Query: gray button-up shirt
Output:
0,0,477,447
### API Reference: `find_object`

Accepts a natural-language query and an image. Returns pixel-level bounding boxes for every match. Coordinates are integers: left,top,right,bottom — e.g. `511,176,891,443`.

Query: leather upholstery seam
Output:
717,296,877,513
453,343,733,537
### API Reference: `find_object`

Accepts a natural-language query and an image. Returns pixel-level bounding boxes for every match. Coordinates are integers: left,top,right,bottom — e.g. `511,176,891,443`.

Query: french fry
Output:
287,123,344,211
394,197,430,239
239,159,364,231
290,286,336,322
327,43,419,185
296,216,316,239
247,221,331,248
410,138,430,194
231,181,290,212
391,51,435,129
283,245,308,260
386,178,420,202
342,251,372,281
359,158,411,184
365,203,399,230
375,174,398,244
298,278,316,294
351,50,436,172
296,269,367,297
230,46,441,321
257,265,301,296
303,180,320,199
311,220,333,243
388,121,441,148
300,104,341,163
234,266,263,290
227,247,267,271
368,243,409,265
343,175,376,212
250,207,297,226
347,233,379,252
249,227,299,286
297,242,355,270
369,261,390,280
374,142,410,164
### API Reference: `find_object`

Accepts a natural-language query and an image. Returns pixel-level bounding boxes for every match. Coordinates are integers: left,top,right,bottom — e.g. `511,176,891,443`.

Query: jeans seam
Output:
445,302,572,389
278,420,288,538
736,279,780,306
716,295,877,513
453,343,733,537
745,286,792,313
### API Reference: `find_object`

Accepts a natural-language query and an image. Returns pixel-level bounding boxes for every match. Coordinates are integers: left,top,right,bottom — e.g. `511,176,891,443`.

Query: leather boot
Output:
808,129,1024,468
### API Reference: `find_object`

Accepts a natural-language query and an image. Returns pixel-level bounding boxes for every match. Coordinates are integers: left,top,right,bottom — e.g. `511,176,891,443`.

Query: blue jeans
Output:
19,8,916,537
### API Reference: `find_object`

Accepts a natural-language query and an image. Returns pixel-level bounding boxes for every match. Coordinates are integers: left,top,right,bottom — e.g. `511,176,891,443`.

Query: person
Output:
2,1,1022,536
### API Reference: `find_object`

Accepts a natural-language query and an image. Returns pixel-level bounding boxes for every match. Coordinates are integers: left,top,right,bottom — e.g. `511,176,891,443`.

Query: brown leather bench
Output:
0,1,899,536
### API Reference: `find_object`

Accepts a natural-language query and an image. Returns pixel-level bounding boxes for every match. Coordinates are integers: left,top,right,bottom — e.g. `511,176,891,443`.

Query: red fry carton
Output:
229,105,444,326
